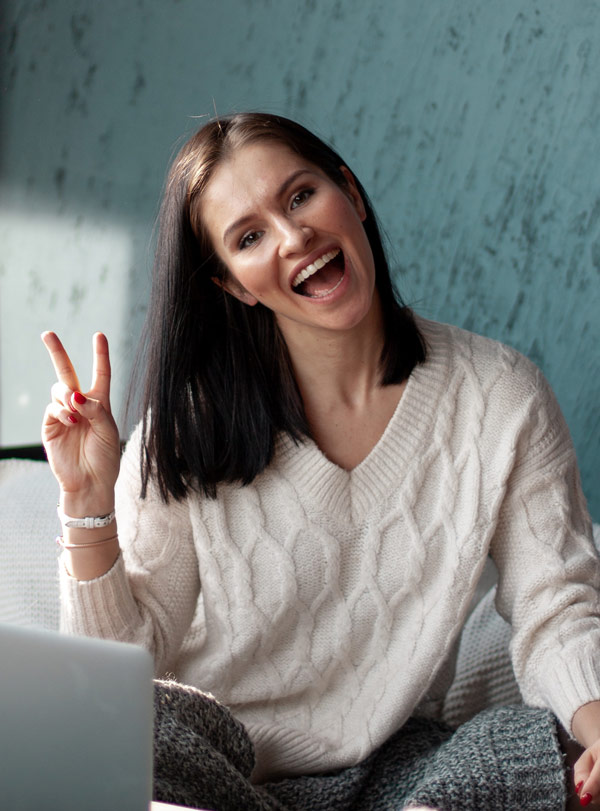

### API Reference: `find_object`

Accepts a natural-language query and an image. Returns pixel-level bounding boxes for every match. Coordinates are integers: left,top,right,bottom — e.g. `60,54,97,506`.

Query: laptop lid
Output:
0,622,154,811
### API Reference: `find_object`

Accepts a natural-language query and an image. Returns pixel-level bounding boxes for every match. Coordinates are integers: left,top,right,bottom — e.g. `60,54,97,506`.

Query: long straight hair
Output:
134,113,426,501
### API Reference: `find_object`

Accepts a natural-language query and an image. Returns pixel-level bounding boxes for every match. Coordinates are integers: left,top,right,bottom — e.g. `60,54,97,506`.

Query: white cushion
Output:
0,458,61,630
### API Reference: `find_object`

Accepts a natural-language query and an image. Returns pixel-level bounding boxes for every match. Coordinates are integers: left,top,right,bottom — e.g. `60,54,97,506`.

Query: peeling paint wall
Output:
1,0,598,517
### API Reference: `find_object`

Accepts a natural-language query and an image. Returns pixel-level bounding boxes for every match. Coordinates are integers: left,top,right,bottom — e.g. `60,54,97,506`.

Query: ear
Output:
340,166,367,222
211,275,258,307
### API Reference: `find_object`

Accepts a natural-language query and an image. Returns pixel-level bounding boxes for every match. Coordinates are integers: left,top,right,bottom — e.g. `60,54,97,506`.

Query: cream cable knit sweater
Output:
59,319,600,781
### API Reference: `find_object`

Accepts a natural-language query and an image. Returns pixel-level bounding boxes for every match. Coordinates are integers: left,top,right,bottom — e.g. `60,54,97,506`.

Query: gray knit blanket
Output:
153,680,566,811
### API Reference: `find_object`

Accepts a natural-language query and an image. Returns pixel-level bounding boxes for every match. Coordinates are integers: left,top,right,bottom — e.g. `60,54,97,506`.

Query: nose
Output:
276,216,313,256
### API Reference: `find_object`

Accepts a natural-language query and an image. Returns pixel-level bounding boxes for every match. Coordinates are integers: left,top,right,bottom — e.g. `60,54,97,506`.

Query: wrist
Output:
61,519,118,547
59,490,115,519
58,490,117,545
58,505,115,529
572,701,600,749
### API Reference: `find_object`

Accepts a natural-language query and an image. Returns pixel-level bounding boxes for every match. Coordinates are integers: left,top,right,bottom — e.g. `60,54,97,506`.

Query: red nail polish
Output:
576,781,584,795
73,391,86,405
580,793,593,807
68,415,78,424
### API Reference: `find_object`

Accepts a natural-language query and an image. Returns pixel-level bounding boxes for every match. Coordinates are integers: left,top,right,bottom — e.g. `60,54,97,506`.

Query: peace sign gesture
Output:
41,332,121,509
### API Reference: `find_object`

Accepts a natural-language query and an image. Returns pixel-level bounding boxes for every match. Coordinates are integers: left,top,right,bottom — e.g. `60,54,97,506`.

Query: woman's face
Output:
199,140,379,342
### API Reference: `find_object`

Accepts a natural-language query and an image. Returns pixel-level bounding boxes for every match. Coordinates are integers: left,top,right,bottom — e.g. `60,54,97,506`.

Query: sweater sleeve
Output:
490,363,600,734
59,425,201,677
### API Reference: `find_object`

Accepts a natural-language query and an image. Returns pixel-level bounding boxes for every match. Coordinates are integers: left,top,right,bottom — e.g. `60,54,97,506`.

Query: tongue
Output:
299,263,344,297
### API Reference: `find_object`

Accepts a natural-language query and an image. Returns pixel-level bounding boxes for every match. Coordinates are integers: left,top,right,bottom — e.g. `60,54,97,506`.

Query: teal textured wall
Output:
1,0,598,518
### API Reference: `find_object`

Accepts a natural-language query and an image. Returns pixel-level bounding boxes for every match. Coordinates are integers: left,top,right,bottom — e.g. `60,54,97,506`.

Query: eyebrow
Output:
222,168,313,246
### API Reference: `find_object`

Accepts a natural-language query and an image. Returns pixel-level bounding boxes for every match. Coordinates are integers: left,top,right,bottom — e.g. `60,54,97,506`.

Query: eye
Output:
239,230,263,250
290,188,315,209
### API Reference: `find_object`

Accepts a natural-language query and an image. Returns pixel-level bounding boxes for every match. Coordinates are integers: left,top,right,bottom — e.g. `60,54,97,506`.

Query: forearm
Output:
60,441,201,673
60,488,120,581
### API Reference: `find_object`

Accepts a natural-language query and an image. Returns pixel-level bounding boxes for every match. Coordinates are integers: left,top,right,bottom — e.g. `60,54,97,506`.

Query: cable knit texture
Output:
59,318,600,781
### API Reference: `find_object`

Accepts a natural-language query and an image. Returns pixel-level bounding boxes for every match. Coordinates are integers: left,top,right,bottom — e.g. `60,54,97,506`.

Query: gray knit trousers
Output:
153,680,566,811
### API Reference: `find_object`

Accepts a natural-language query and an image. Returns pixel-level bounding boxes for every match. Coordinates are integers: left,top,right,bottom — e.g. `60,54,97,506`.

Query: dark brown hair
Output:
135,112,426,500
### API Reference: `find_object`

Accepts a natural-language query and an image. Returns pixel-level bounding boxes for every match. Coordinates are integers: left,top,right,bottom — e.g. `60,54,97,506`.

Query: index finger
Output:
41,331,81,392
90,332,111,401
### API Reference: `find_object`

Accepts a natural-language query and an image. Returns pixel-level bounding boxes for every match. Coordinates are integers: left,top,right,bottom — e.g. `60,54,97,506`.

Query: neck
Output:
278,294,386,411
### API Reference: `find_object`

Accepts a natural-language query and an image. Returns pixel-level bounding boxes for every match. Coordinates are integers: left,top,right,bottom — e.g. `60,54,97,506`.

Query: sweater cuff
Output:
540,653,600,735
59,552,142,641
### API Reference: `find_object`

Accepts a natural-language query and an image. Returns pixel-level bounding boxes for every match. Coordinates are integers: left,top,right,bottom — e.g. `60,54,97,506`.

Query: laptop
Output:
0,621,154,810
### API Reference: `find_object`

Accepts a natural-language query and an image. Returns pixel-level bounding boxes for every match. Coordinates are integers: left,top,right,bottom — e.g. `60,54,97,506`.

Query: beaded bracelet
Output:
56,534,119,551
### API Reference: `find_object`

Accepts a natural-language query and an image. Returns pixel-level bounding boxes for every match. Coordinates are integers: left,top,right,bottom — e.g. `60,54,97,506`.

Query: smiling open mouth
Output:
292,249,345,298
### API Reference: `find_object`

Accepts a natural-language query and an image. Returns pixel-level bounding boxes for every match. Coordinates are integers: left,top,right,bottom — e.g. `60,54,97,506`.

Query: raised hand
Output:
41,332,121,508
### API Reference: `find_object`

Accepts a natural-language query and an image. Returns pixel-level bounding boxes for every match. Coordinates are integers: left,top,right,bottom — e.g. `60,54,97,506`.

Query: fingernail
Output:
580,793,593,807
67,415,78,424
576,781,584,795
73,391,87,405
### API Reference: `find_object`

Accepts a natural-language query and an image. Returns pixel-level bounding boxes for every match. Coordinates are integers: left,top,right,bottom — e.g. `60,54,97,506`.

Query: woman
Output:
42,113,600,809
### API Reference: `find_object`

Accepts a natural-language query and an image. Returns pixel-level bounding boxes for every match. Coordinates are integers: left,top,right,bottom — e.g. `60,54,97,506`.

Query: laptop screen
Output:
0,622,154,810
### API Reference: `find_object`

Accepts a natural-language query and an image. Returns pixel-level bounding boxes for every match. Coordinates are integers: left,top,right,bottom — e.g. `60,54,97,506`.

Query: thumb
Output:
69,391,119,439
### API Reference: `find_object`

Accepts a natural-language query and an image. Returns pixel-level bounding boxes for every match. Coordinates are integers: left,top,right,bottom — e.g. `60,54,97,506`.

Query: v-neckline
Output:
274,319,450,524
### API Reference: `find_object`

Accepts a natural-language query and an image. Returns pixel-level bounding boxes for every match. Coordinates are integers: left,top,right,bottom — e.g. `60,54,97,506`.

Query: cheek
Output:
226,257,275,298
318,192,365,234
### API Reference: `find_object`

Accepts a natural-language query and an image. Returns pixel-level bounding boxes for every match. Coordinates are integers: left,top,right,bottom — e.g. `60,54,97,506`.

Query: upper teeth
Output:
292,249,340,288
